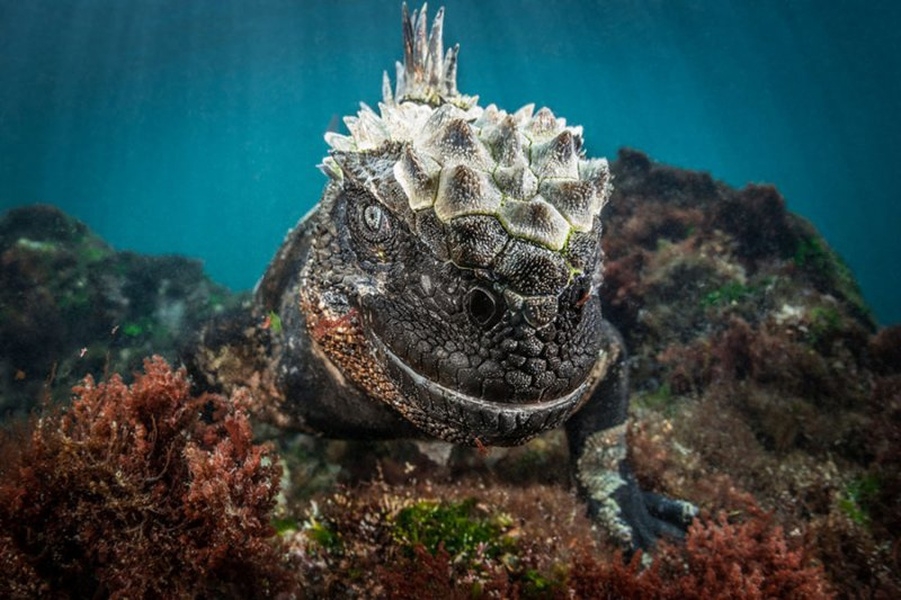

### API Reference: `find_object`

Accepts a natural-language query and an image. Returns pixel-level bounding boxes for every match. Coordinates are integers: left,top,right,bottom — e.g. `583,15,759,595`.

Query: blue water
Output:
1,0,898,324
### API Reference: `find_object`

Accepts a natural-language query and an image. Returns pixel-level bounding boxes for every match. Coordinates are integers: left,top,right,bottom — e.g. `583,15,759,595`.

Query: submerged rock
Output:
0,204,239,415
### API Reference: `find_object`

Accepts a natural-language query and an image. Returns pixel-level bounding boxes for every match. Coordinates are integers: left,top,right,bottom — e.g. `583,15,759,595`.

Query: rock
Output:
0,204,240,415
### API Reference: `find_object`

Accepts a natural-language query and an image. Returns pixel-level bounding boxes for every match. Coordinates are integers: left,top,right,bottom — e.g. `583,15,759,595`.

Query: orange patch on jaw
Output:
311,307,359,342
303,300,405,414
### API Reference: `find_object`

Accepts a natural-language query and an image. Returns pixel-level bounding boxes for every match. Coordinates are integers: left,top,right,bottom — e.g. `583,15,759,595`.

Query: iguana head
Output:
302,4,612,445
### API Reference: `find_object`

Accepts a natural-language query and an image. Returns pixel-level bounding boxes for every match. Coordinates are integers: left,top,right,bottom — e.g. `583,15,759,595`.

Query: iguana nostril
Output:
465,286,502,328
522,296,557,328
568,275,593,309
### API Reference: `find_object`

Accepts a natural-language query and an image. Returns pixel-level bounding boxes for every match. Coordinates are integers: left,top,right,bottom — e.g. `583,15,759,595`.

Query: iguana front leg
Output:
566,319,697,552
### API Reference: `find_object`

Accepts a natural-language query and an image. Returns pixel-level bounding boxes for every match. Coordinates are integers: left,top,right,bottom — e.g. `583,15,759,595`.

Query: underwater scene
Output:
0,1,898,598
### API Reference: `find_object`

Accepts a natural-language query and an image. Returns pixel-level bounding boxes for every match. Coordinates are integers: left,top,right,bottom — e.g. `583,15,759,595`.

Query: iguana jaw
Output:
369,328,591,446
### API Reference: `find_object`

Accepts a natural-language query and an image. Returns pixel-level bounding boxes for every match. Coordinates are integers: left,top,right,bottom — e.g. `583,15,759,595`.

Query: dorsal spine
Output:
386,3,475,108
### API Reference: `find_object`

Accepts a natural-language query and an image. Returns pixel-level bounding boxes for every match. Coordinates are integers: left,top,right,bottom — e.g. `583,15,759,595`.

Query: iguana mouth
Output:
369,331,589,445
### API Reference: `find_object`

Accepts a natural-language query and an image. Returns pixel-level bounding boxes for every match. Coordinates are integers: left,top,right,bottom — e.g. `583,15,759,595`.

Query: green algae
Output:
806,305,842,346
305,515,342,552
794,235,873,323
392,498,515,559
839,475,880,527
702,281,753,307
267,310,283,335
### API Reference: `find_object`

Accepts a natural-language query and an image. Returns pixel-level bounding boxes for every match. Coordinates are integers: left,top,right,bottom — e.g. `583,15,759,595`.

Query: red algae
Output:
0,356,299,599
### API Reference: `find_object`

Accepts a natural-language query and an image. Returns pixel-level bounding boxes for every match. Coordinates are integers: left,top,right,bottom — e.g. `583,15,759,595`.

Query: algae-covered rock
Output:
0,204,240,415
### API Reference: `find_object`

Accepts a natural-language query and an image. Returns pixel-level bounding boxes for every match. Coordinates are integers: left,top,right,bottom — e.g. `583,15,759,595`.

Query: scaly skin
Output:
193,3,695,551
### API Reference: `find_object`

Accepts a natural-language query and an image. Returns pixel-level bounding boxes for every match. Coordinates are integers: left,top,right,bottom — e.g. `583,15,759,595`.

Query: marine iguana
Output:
191,3,695,551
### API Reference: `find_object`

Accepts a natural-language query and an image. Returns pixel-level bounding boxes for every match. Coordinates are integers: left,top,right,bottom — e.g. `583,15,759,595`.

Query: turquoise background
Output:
1,0,898,323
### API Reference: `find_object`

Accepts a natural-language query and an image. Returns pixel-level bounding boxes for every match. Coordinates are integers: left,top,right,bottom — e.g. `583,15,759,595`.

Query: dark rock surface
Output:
0,204,240,415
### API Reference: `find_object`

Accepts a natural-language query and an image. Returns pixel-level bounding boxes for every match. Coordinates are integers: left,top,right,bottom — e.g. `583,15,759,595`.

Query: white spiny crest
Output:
388,3,476,108
322,3,612,259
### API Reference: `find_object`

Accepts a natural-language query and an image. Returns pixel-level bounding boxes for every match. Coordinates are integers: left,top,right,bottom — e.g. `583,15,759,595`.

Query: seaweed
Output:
0,357,299,599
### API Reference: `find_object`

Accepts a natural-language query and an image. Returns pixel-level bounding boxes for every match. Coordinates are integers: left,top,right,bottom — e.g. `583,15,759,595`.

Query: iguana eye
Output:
363,205,384,234
465,286,502,329
350,199,393,245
